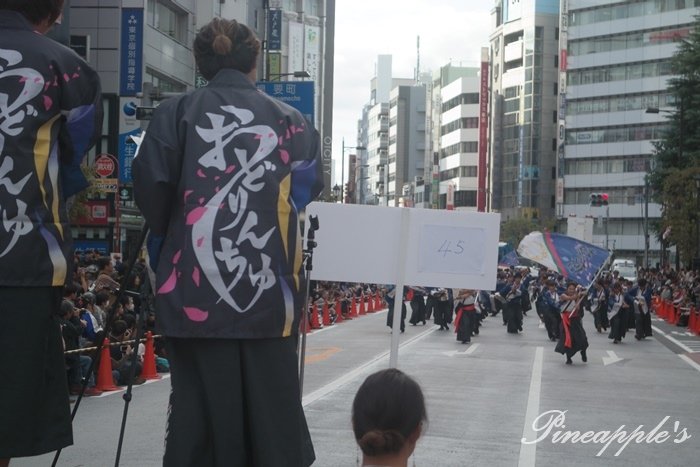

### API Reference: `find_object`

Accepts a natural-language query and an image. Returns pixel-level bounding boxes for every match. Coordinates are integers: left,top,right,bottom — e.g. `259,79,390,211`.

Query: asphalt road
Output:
15,306,700,467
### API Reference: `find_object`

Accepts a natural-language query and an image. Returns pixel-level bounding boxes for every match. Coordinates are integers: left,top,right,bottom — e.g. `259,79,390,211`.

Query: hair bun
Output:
358,429,405,456
212,34,232,55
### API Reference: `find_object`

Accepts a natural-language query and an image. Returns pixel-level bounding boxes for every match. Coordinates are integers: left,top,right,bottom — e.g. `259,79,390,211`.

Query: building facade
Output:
388,85,427,207
489,0,560,222
432,65,487,211
64,0,329,255
560,0,699,262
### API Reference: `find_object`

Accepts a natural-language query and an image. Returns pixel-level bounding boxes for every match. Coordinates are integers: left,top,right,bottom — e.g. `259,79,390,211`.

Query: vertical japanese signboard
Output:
288,22,304,74
268,9,282,50
477,47,489,212
119,8,143,97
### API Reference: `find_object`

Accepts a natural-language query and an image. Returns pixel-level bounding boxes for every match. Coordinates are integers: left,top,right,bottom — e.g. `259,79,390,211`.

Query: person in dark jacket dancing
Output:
133,18,322,467
555,282,589,364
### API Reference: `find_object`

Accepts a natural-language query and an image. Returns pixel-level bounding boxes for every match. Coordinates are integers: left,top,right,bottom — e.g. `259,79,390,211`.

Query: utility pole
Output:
644,179,649,269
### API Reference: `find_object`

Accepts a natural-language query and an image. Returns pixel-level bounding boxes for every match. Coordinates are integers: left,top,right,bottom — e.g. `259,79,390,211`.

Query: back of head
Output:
194,17,260,80
0,0,64,25
352,368,427,457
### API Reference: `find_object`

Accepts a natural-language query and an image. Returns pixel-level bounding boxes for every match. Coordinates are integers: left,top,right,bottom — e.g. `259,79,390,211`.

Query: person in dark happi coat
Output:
432,287,451,330
0,1,103,462
408,286,427,326
454,289,477,343
555,282,589,364
607,282,628,344
385,285,407,333
590,279,609,333
628,278,653,340
541,279,562,341
132,18,321,467
499,273,526,334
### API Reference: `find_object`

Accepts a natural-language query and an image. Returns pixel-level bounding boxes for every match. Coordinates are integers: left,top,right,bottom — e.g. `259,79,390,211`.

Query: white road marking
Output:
442,343,480,357
678,354,700,373
301,326,436,407
652,325,695,353
602,350,624,366
518,346,543,467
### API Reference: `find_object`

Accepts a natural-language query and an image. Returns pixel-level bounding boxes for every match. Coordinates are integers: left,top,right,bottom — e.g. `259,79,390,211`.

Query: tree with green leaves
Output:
649,16,700,265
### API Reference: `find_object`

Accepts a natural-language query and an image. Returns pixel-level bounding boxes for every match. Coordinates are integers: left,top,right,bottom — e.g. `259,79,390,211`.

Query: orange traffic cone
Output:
95,338,119,392
367,294,375,312
359,295,366,315
376,292,382,310
350,297,358,317
310,303,321,329
335,300,344,323
322,302,331,326
141,331,161,380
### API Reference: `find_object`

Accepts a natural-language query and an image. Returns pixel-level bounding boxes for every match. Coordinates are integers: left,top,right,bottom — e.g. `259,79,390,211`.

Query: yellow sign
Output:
268,52,281,78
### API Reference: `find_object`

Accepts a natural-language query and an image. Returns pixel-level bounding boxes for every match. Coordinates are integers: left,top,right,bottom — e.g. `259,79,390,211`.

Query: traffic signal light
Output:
590,192,609,207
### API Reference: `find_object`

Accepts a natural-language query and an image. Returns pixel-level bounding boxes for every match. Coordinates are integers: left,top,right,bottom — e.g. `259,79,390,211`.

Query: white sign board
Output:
306,203,499,291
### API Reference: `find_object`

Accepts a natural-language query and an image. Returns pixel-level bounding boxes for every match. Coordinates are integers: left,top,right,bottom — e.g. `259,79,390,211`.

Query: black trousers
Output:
164,336,314,467
0,286,72,459
635,310,653,338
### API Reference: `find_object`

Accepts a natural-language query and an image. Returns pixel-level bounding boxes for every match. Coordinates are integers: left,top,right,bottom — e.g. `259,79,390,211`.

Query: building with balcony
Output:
489,0,560,222
388,85,427,207
430,63,489,211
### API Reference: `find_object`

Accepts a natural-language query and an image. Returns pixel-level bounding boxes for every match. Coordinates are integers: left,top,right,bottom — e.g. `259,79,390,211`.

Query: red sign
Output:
75,200,110,225
95,154,116,178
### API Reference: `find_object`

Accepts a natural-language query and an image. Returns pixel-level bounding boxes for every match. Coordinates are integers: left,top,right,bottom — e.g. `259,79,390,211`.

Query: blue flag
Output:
498,250,520,267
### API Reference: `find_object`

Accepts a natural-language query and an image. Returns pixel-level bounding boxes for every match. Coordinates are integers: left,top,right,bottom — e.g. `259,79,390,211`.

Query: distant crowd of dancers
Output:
309,264,698,365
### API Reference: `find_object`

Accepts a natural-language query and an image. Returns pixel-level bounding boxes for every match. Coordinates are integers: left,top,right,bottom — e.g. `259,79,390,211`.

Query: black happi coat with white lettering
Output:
133,69,323,339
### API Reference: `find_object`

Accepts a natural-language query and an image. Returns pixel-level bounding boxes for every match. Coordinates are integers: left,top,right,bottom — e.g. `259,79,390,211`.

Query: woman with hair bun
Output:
134,16,323,467
352,369,427,467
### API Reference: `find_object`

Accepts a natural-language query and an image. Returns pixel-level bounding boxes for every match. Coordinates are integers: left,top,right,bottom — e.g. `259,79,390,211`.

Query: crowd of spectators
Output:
60,251,165,397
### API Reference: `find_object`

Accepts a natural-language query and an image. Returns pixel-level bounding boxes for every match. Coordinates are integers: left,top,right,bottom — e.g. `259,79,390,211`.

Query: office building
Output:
560,0,698,261
489,0,560,221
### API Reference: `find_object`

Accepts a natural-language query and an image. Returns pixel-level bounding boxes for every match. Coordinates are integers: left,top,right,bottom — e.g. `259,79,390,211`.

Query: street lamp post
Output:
340,138,366,203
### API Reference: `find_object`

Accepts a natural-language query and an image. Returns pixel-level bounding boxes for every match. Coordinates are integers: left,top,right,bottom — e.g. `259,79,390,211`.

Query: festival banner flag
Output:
517,231,610,287
498,250,520,267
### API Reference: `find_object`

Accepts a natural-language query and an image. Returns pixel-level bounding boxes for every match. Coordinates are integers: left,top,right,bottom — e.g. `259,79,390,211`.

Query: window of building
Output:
569,26,692,57
145,67,187,93
147,0,187,43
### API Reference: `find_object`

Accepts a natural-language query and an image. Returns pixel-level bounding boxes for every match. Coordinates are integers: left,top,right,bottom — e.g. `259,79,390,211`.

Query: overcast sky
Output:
331,0,493,185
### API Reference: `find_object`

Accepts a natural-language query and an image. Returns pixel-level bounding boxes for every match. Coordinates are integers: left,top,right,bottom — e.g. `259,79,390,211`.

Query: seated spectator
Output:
352,369,427,467
108,320,145,386
78,292,103,347
59,300,101,397
94,290,110,328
